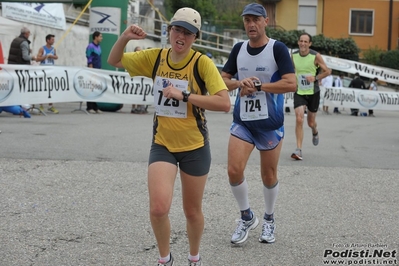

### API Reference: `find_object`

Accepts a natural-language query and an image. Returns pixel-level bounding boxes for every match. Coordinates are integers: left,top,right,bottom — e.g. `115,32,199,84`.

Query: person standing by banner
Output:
86,31,103,114
321,74,333,115
348,72,366,116
7,27,36,64
36,34,59,114
333,73,344,114
368,77,378,117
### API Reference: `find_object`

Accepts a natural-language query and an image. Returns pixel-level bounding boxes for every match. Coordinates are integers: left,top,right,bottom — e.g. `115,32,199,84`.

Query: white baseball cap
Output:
170,7,201,34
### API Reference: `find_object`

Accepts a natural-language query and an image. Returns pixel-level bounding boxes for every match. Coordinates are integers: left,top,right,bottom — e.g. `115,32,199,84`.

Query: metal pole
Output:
388,0,393,50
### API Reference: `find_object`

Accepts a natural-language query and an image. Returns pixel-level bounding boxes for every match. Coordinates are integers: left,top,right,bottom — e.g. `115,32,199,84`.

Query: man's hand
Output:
239,77,260,96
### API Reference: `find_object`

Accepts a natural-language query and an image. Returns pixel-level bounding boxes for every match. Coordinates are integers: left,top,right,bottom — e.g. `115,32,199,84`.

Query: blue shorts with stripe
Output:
229,122,284,151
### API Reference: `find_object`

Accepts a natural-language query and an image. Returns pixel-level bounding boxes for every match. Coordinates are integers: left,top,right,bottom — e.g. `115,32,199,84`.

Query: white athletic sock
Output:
159,253,170,262
263,181,279,217
188,253,200,262
231,178,250,211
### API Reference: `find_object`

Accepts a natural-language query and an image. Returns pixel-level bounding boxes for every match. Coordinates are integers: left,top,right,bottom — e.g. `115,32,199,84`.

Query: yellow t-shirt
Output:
121,48,227,152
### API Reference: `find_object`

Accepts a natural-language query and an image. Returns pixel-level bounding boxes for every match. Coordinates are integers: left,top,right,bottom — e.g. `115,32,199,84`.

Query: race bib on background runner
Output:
297,73,314,91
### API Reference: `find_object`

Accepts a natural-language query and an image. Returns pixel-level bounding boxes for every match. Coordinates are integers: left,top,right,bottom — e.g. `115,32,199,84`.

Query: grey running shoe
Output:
259,219,276,243
188,257,202,266
158,254,174,266
291,148,302,160
231,212,259,244
312,131,319,146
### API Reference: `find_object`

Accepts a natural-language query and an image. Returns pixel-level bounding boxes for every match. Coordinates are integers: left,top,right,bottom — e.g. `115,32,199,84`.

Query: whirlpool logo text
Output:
357,92,379,108
0,69,14,102
73,70,107,100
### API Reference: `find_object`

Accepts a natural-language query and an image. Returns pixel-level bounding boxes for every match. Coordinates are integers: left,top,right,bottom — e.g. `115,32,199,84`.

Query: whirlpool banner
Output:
0,64,398,110
0,65,154,106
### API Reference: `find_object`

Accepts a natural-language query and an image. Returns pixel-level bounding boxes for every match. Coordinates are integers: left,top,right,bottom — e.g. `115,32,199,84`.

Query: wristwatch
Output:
254,80,262,91
182,90,191,102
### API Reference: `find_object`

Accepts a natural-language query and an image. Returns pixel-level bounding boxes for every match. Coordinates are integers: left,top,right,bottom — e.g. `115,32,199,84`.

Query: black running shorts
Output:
293,91,320,112
148,142,211,176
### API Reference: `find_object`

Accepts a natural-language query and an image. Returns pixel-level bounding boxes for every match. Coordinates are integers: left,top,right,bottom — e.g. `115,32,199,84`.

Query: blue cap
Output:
241,3,267,18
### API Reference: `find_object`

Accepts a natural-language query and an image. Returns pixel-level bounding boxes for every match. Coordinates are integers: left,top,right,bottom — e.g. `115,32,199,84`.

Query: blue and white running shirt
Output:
223,39,294,130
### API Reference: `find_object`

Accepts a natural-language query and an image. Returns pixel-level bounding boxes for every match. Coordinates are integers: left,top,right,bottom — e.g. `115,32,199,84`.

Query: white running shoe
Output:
158,253,174,266
231,212,259,244
259,219,276,243
188,257,202,266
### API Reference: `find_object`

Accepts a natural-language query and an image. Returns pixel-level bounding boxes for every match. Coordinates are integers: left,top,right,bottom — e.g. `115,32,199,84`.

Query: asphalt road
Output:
1,103,398,266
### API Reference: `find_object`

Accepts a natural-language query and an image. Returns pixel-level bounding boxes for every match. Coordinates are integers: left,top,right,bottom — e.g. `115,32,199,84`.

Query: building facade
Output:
322,0,398,52
270,0,398,52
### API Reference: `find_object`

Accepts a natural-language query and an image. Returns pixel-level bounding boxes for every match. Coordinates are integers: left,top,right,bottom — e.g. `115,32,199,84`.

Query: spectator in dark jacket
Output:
348,72,366,116
8,27,36,64
85,31,103,114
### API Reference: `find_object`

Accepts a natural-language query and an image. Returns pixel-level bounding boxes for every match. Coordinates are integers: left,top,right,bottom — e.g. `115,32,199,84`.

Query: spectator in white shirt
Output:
368,77,378,117
322,74,333,114
333,73,344,114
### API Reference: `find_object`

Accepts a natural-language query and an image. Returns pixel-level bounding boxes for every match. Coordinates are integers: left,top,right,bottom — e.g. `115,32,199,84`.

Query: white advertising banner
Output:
1,65,399,111
320,87,399,110
0,65,153,106
322,55,399,86
228,87,399,111
89,7,121,36
2,2,66,30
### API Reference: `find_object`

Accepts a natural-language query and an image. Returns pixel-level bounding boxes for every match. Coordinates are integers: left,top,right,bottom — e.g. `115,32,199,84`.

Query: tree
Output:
266,28,360,61
378,50,399,70
362,46,384,66
164,0,218,23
